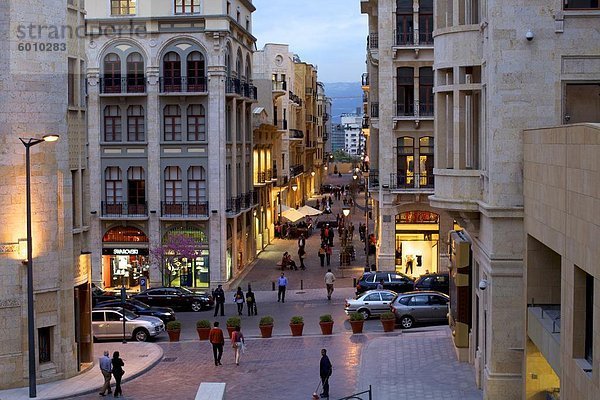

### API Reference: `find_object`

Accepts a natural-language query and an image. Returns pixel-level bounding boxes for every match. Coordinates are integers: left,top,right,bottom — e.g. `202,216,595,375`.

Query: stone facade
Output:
85,0,257,291
424,0,600,398
524,124,600,400
361,0,452,277
0,0,91,389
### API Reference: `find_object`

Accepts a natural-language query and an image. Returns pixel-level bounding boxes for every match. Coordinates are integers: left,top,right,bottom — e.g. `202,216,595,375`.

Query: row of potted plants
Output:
165,312,397,341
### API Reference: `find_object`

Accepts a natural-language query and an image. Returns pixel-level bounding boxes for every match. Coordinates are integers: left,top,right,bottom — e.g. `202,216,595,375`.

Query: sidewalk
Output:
0,343,163,400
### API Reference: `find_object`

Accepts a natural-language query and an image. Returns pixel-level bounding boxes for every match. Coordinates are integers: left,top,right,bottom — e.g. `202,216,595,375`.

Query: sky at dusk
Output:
252,0,368,83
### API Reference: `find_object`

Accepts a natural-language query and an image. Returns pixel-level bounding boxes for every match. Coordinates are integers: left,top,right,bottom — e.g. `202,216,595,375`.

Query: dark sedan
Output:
356,272,415,295
94,299,176,323
132,287,213,312
414,273,450,295
92,286,119,307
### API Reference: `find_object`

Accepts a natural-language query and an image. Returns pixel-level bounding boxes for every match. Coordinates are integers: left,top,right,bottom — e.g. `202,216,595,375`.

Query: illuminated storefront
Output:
394,211,440,277
160,226,210,289
102,226,150,290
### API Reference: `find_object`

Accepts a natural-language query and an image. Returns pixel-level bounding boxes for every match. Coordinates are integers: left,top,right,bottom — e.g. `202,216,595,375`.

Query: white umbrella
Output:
281,208,305,222
297,205,323,216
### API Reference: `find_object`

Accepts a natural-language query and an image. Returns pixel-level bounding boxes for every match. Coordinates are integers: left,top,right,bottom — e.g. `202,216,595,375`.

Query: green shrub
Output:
259,316,274,326
226,316,241,328
290,316,304,325
380,312,396,321
196,320,211,328
349,312,365,321
166,321,181,331
319,314,333,323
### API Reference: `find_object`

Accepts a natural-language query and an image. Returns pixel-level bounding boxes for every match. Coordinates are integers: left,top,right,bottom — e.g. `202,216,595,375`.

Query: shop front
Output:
101,226,150,290
159,226,209,289
394,210,440,278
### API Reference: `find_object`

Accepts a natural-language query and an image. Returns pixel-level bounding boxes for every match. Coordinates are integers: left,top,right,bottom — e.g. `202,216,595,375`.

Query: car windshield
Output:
122,309,139,320
129,299,150,309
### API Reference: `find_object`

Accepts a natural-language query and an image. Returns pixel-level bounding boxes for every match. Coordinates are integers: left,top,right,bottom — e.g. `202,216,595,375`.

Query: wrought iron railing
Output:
101,201,148,217
100,77,146,94
368,170,379,189
389,172,434,189
290,129,304,139
226,196,242,215
225,77,242,95
159,76,207,93
290,164,304,177
160,201,208,217
272,81,287,91
395,101,434,118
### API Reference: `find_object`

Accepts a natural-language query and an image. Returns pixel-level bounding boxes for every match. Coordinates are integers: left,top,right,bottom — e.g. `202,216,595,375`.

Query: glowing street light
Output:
342,206,351,217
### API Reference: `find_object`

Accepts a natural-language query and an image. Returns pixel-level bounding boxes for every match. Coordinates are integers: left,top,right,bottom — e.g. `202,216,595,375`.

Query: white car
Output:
344,289,397,320
92,308,165,342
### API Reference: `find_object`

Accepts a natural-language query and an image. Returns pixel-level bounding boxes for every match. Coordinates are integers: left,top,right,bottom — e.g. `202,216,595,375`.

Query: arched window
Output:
163,52,181,92
236,50,243,80
396,137,415,187
103,53,121,93
127,167,146,215
127,105,145,142
396,67,414,116
188,166,207,206
126,52,145,93
164,105,182,141
187,52,206,91
245,55,252,83
225,44,232,77
104,167,122,203
187,104,206,141
164,166,182,204
104,105,121,142
419,137,434,187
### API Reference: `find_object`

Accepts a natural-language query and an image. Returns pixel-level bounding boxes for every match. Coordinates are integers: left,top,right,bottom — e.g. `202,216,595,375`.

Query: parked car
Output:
355,272,414,295
132,287,213,312
91,286,119,307
390,291,450,329
91,308,165,342
95,299,176,323
414,273,450,295
344,289,397,319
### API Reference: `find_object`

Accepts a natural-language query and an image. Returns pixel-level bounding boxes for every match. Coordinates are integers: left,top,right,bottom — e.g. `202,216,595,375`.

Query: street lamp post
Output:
19,134,59,399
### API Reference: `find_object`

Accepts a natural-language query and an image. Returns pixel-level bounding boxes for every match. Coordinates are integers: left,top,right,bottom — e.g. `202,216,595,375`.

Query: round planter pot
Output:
167,329,181,342
289,323,304,336
319,321,334,335
259,324,274,338
381,319,395,332
349,320,364,334
226,326,237,338
196,327,211,340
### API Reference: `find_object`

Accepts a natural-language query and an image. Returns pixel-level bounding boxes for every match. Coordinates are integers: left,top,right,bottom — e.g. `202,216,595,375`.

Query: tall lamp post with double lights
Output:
20,134,59,398
353,168,371,271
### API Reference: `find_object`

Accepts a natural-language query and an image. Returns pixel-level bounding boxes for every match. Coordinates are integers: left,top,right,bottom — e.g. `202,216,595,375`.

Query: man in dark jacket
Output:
319,348,332,398
213,284,225,317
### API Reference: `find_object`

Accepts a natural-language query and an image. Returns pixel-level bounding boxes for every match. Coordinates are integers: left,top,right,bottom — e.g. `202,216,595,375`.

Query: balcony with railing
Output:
305,87,314,96
101,201,148,217
226,196,242,215
289,129,304,139
289,91,303,106
290,164,304,177
161,201,208,217
368,169,379,190
388,173,435,190
100,77,146,94
241,82,257,100
394,101,434,119
225,77,242,96
159,76,208,93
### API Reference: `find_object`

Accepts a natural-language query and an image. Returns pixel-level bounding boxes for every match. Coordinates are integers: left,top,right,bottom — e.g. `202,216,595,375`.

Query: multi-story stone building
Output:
361,0,452,279
86,0,257,291
427,1,600,399
0,0,91,389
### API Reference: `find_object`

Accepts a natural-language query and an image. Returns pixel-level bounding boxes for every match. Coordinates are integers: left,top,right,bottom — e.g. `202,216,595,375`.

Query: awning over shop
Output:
281,208,305,222
297,205,323,216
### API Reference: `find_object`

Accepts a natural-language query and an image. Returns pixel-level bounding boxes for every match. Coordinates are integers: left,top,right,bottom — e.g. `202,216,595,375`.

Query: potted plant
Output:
166,320,181,342
259,316,274,338
289,316,304,336
196,320,211,340
226,316,241,338
380,312,396,332
319,314,334,335
348,312,365,334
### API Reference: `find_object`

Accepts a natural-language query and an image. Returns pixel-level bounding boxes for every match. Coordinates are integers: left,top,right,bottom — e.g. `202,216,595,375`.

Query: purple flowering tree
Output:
150,233,201,286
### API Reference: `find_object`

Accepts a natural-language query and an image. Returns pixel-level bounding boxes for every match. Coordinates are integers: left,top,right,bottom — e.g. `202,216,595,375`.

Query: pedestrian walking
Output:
234,286,245,316
277,272,288,302
231,326,245,366
316,198,320,209
318,244,326,267
213,284,225,317
98,350,112,396
246,286,257,316
324,269,335,300
298,233,306,250
111,351,125,398
319,349,333,398
327,226,334,247
298,246,306,270
325,243,332,266
209,321,225,366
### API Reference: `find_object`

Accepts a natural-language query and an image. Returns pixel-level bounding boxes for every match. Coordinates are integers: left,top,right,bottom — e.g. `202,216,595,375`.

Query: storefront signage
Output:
102,248,149,256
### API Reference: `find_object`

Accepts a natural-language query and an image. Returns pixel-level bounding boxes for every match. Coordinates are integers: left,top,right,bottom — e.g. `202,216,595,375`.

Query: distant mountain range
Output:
322,82,363,124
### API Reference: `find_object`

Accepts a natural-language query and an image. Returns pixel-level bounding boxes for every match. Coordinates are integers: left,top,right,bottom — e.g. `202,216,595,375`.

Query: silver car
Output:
344,289,398,319
390,291,450,329
92,308,165,342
